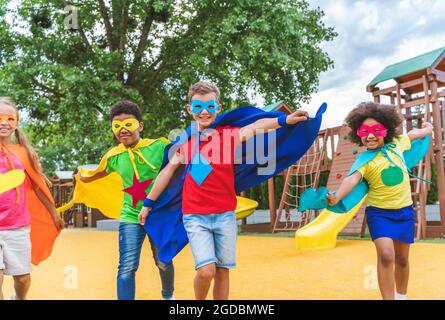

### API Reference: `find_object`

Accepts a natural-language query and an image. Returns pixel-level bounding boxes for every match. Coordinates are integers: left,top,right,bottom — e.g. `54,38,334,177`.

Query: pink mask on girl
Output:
356,124,387,138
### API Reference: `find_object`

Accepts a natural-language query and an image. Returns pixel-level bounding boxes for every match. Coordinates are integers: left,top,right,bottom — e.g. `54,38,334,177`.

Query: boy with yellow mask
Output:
78,100,174,300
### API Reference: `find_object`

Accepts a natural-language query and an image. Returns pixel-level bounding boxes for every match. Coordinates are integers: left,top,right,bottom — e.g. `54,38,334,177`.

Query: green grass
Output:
416,238,445,244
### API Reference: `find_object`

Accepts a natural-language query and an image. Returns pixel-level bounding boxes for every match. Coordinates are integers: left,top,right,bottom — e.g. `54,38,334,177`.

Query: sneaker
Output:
395,292,407,300
10,293,17,300
163,295,175,300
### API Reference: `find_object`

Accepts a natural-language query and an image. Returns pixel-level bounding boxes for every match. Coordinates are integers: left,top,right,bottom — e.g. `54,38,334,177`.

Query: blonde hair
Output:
187,81,220,102
0,97,52,187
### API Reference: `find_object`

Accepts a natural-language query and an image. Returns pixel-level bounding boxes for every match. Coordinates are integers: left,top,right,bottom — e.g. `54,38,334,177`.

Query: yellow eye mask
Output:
111,119,140,133
0,114,18,128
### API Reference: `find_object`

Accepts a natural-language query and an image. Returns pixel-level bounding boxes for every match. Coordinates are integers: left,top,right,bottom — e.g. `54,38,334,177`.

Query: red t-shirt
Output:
179,125,241,214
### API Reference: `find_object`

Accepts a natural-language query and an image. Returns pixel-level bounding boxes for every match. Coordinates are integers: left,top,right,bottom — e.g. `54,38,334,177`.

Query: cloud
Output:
301,0,445,128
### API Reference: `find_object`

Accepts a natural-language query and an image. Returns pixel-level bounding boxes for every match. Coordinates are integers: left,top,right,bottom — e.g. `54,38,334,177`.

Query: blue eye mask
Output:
190,100,219,114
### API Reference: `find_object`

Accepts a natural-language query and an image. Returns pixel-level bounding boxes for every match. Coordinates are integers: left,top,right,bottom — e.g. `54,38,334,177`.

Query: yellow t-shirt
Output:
357,134,412,209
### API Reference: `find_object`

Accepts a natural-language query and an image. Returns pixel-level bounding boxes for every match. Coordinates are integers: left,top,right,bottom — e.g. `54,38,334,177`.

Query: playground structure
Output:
366,46,445,238
52,47,445,240
52,168,109,228
243,46,445,241
51,171,77,226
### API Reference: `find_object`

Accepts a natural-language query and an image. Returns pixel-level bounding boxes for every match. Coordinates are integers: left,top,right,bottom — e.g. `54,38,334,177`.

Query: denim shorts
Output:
182,210,237,270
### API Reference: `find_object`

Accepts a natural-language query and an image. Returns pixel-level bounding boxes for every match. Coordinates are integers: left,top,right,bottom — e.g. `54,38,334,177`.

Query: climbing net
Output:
273,131,329,232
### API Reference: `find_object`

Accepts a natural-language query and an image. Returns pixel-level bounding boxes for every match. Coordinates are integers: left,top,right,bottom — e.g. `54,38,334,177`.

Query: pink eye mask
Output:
356,124,387,138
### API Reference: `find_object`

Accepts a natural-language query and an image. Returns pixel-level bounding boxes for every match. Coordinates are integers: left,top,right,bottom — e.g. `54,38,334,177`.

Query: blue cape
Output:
298,136,431,213
145,103,327,263
329,136,431,213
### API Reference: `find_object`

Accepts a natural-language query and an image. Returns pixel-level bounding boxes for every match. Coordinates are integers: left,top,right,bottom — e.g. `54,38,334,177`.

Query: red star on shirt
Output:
123,175,154,208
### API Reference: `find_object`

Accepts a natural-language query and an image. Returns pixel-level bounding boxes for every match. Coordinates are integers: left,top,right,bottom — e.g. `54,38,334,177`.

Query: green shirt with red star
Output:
105,139,168,224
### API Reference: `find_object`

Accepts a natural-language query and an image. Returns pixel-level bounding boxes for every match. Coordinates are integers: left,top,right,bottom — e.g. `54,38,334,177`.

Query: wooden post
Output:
406,107,413,131
241,191,247,225
396,83,402,109
423,75,431,122
390,93,395,105
430,80,445,223
267,177,276,228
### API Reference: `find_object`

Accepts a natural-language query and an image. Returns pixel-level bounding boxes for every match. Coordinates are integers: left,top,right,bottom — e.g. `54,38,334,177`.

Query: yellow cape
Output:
56,138,169,218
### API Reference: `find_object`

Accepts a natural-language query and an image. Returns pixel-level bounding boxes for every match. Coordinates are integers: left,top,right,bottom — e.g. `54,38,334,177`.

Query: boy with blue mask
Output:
139,81,309,300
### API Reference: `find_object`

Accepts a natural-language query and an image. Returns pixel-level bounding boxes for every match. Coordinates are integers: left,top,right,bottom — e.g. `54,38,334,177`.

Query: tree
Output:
0,0,336,172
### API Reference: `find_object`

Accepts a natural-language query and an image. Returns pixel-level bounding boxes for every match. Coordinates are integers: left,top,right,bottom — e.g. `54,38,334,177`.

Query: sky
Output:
299,0,445,129
5,0,445,131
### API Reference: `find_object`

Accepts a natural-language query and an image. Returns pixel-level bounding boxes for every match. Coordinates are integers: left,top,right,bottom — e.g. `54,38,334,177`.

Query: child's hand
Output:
139,207,151,226
326,192,338,206
286,110,308,125
422,122,433,132
52,214,65,230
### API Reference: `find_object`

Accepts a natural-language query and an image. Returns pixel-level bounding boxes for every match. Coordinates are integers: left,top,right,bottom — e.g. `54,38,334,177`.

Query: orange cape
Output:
3,144,60,265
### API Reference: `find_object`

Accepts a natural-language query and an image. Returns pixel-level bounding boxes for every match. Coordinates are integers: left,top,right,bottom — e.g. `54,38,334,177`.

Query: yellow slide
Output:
295,197,366,250
235,196,258,220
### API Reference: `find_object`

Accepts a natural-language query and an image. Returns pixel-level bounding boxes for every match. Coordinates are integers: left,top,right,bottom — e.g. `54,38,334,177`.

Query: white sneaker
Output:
163,295,175,300
10,293,17,300
395,293,407,300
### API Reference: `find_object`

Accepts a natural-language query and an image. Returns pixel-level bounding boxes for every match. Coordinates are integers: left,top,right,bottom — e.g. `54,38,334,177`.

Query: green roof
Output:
368,46,445,87
261,101,284,112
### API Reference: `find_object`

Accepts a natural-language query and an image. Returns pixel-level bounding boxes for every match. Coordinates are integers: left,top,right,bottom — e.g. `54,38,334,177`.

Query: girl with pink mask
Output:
327,102,433,300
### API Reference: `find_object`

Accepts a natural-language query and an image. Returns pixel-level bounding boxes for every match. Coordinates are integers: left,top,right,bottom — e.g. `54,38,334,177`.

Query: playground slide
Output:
295,197,366,250
235,196,259,220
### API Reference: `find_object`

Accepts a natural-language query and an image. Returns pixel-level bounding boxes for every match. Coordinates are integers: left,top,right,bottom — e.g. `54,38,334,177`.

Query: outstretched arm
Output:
239,110,308,142
326,171,362,206
407,122,433,141
138,152,183,225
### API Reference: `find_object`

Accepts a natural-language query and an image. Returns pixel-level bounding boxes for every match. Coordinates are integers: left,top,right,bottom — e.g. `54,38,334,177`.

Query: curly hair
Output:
345,102,403,146
109,100,142,122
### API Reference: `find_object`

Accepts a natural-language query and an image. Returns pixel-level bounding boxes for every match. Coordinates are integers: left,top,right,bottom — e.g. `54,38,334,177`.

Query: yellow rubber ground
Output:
3,229,445,300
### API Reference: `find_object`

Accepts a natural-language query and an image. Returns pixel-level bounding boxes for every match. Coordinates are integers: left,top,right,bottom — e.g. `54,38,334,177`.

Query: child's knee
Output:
156,260,173,272
118,262,139,277
215,267,229,276
13,274,30,286
196,264,216,281
395,254,409,268
378,249,395,266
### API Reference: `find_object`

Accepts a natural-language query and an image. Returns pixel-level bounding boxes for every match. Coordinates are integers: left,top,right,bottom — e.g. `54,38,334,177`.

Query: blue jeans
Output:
117,222,174,300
